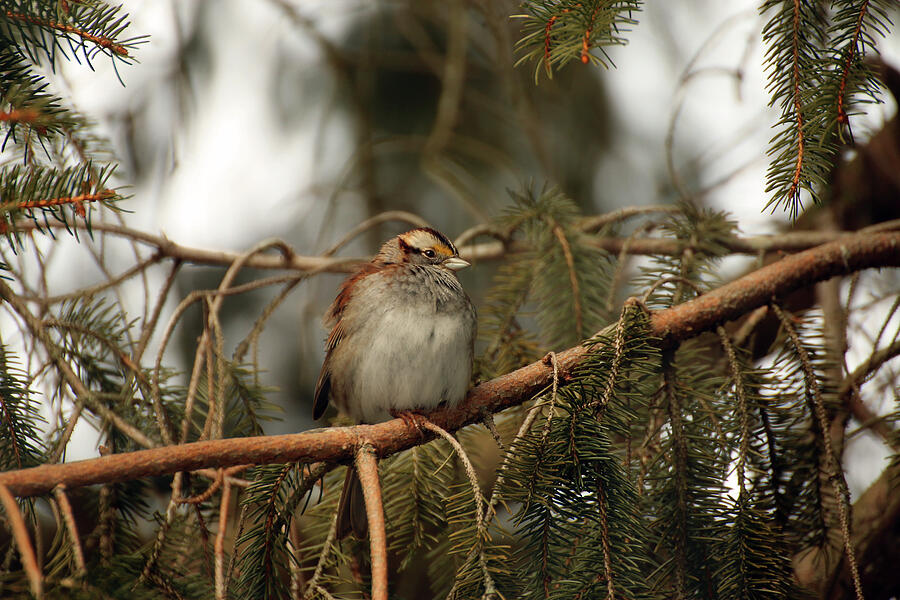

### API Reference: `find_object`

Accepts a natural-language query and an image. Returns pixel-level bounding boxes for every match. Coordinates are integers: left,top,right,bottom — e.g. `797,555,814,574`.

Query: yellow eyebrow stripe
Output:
404,229,456,256
431,243,454,257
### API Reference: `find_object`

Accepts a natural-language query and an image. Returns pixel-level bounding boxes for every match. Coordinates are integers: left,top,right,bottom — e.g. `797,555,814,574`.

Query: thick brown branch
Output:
649,232,900,348
0,231,897,498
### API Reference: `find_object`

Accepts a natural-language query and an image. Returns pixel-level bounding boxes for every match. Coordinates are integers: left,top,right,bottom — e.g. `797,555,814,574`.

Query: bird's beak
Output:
443,257,470,271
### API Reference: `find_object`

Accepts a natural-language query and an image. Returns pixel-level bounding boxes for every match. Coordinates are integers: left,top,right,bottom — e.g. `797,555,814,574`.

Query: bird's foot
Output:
390,409,428,440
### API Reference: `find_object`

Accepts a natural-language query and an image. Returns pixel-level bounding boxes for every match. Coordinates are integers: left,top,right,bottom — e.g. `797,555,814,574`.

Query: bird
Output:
314,227,476,537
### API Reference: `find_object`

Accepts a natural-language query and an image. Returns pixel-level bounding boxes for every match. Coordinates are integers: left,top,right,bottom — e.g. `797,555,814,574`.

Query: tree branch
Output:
11,219,900,282
356,445,388,600
0,231,897,497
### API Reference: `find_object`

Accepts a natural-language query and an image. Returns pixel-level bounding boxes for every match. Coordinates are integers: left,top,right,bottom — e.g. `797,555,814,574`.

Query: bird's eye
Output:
422,249,436,258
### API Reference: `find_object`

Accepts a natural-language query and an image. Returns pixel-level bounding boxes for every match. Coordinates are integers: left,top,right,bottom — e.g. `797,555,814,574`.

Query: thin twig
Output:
579,205,681,232
214,476,232,600
732,305,769,347
549,220,583,339
355,445,388,600
421,420,497,598
840,338,900,447
641,276,704,305
302,500,340,598
322,211,431,257
181,338,208,445
717,327,750,495
177,468,224,505
34,252,164,305
0,280,156,456
607,221,657,311
139,471,184,586
14,213,898,288
135,260,182,362
539,352,560,448
598,302,633,408
0,484,42,597
53,484,86,574
454,223,504,248
233,278,302,363
288,518,306,600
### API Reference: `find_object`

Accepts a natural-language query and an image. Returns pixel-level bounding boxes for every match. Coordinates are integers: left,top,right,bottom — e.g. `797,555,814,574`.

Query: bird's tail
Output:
337,465,367,539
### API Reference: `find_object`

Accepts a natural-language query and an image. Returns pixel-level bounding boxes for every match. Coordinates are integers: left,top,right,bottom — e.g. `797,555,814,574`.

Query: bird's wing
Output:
312,360,332,420
312,263,380,419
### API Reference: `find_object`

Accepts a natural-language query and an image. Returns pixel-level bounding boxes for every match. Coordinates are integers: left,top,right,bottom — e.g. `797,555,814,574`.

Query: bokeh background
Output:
21,0,900,493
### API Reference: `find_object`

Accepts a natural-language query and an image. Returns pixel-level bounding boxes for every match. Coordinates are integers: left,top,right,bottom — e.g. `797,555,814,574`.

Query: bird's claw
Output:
390,409,428,440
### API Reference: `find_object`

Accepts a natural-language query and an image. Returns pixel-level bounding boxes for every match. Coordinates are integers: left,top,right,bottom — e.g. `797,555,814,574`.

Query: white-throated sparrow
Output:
314,227,476,537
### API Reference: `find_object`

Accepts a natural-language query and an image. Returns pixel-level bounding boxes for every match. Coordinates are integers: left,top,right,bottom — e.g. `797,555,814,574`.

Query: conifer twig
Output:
52,484,86,574
596,481,615,600
548,219,583,338
0,279,156,455
224,503,249,594
2,11,130,56
420,420,497,598
489,394,552,514
215,476,232,600
303,501,340,598
597,301,633,408
772,303,864,600
662,356,689,599
717,327,750,495
539,351,560,447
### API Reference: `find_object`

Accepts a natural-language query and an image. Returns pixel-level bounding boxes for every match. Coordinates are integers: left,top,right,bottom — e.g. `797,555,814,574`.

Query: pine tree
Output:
1,2,899,599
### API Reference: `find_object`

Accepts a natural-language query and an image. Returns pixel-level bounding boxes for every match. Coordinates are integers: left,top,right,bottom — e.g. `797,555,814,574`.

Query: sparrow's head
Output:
377,227,469,271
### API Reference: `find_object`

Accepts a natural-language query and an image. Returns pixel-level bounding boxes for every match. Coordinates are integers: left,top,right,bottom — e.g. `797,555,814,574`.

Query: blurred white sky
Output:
58,0,900,243
15,0,900,489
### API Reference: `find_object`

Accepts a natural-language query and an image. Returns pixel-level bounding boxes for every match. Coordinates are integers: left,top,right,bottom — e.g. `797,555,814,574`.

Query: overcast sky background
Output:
18,0,900,494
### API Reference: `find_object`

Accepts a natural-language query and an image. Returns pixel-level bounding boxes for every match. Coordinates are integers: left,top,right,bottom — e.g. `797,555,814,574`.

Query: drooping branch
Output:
0,230,897,498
